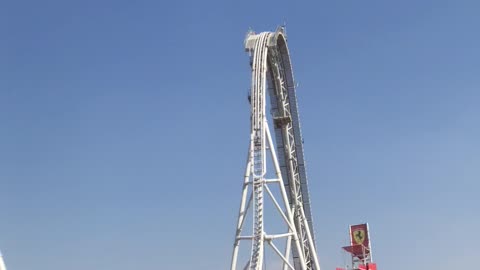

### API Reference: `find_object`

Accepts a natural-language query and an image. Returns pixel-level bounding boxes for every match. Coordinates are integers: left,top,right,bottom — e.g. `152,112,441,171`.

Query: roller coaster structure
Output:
230,28,320,270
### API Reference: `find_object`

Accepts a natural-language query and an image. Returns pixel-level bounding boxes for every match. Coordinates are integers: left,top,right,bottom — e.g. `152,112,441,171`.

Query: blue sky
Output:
2,0,479,269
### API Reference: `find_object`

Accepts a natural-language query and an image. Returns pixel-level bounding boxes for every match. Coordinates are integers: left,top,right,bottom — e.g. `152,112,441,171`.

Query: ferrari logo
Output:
353,229,366,245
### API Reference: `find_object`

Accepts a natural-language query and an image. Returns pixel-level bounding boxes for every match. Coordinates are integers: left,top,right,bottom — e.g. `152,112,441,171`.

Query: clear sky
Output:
2,0,479,269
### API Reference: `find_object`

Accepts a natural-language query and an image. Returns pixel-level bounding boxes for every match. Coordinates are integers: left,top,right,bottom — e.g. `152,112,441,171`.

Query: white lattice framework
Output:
230,28,320,270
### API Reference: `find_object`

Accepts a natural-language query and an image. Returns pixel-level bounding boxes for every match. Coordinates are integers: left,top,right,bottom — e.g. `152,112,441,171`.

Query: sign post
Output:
339,223,376,270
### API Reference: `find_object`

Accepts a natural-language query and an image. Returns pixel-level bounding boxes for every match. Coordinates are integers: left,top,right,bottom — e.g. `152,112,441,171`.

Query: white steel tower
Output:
0,251,6,270
230,28,320,270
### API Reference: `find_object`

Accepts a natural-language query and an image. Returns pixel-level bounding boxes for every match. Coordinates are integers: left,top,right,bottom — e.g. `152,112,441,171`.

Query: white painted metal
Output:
0,251,7,270
230,28,320,270
367,223,373,263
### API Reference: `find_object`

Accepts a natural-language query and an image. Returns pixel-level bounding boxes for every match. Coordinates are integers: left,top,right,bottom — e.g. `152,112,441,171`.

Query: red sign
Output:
342,223,371,259
350,224,369,248
358,263,377,270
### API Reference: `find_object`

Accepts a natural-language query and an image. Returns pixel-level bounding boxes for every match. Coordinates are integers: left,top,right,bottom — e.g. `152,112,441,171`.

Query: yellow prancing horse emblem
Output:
353,229,366,245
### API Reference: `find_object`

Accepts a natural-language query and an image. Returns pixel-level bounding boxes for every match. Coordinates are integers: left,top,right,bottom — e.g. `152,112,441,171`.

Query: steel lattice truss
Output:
230,28,320,270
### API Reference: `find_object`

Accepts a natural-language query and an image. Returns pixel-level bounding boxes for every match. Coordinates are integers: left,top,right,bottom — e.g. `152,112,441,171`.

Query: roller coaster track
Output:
230,28,320,270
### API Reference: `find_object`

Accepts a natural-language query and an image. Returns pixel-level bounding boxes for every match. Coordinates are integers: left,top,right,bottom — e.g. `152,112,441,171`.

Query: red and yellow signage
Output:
350,223,369,247
341,223,371,259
